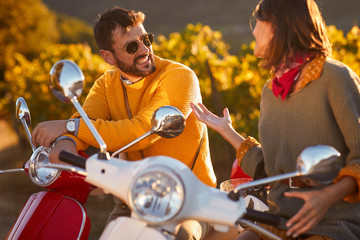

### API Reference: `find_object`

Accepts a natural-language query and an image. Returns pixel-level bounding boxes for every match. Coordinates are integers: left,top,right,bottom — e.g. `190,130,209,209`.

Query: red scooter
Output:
2,97,93,239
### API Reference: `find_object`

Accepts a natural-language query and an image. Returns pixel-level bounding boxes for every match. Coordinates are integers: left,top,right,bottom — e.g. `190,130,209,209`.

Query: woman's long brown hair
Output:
251,0,332,70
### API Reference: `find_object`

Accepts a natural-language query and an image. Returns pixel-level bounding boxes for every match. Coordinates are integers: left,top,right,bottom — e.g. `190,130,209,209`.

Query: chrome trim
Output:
238,219,281,240
111,106,185,158
29,146,62,187
40,163,87,177
16,97,36,152
0,168,25,174
64,196,87,239
128,165,185,224
50,60,108,155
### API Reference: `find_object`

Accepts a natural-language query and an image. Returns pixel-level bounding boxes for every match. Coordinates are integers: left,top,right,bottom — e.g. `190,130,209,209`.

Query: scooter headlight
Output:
129,165,184,224
28,146,61,187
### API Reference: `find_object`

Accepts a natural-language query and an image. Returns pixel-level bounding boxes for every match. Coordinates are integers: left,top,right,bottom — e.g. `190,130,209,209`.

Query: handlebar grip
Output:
59,150,87,169
244,209,283,227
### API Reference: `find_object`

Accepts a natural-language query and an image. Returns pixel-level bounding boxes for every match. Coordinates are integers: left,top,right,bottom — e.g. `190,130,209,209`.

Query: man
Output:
31,6,216,240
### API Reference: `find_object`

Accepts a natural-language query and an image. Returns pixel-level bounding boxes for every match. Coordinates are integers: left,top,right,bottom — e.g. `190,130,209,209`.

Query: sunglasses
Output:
110,33,154,55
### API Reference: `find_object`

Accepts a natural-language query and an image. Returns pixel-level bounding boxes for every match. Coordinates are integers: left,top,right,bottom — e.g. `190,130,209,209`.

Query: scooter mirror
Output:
232,145,341,195
111,106,185,158
49,59,84,103
151,106,185,138
49,60,108,156
16,97,31,127
16,97,36,152
297,145,341,186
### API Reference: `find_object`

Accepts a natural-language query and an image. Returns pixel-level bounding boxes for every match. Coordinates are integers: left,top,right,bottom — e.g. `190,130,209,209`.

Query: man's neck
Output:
120,74,143,85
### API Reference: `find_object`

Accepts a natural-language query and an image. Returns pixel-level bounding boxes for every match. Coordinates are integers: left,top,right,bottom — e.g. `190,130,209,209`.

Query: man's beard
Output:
115,52,156,78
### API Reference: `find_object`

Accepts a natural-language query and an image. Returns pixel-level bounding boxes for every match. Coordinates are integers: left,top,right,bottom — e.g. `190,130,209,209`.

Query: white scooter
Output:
41,60,342,240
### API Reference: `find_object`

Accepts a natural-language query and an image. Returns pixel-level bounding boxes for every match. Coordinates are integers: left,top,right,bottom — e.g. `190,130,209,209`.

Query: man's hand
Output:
49,139,77,165
32,120,68,147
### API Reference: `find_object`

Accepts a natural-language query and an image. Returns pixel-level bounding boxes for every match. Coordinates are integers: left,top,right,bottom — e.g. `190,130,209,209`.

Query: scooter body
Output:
4,147,93,240
6,95,95,239
83,155,247,238
6,190,90,240
101,217,167,240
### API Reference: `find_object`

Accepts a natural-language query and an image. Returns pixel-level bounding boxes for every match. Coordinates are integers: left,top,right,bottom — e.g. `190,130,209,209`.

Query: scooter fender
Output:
6,191,90,240
100,217,166,240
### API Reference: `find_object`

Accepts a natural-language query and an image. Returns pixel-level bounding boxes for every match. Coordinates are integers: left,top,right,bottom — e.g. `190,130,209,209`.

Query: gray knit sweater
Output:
241,58,360,240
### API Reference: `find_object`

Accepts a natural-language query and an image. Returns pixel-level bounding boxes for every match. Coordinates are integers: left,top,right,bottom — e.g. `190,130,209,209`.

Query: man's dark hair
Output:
93,7,145,50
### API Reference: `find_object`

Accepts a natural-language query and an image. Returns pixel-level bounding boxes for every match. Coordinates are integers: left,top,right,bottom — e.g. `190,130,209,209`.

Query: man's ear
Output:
100,49,115,65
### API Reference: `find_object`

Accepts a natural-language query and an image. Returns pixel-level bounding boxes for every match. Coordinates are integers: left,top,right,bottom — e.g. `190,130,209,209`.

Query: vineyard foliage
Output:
2,23,358,132
2,44,109,124
0,1,359,167
0,0,58,77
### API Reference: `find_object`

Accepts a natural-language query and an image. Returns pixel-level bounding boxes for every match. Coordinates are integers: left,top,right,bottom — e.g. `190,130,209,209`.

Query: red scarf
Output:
272,54,314,100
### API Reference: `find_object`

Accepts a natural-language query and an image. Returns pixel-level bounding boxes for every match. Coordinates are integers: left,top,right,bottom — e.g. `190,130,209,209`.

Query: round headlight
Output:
28,146,61,187
129,165,184,224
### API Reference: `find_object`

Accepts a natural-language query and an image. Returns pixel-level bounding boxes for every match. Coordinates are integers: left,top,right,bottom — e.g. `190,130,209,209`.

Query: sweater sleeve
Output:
238,82,270,180
335,164,360,202
157,65,200,119
327,62,360,166
239,142,267,179
327,61,360,201
72,65,201,152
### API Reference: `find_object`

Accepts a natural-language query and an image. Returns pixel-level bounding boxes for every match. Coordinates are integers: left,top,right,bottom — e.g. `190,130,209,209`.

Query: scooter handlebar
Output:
243,208,286,227
59,150,87,169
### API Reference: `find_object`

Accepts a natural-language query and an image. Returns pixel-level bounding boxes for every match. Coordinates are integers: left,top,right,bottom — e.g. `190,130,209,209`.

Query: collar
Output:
297,54,326,89
120,75,134,85
268,54,326,92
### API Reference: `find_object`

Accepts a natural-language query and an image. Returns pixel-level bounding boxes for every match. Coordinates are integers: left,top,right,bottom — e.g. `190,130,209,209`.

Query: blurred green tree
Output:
0,0,101,120
56,13,98,53
0,0,58,81
2,43,108,123
1,43,108,147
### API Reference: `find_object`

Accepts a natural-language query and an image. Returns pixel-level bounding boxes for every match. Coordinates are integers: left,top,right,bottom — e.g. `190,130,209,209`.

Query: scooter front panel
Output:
6,191,90,240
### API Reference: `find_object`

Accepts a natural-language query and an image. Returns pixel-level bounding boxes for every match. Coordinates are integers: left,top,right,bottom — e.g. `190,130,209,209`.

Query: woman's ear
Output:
100,49,115,65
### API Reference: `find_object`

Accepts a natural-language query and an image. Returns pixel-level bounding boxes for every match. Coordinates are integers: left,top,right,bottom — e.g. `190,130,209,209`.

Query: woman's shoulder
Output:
323,58,358,78
321,58,360,97
262,80,273,94
322,58,360,85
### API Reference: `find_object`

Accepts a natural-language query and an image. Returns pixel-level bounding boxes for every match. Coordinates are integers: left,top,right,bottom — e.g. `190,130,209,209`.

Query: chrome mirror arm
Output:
234,145,341,194
70,96,108,156
20,118,36,152
40,163,87,177
0,169,25,174
111,105,185,158
111,130,152,158
233,171,299,193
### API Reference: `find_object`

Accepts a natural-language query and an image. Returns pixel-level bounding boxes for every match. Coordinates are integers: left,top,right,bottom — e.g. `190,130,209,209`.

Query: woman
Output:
191,0,360,239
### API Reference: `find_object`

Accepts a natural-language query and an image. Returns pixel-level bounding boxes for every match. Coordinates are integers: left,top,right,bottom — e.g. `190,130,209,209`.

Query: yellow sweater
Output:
67,56,216,187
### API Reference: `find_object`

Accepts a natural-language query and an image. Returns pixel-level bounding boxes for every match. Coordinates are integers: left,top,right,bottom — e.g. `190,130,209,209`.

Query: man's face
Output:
110,23,156,79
